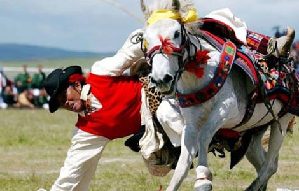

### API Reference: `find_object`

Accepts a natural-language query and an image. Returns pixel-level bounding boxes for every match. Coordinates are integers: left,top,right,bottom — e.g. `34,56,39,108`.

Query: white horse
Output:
141,0,296,190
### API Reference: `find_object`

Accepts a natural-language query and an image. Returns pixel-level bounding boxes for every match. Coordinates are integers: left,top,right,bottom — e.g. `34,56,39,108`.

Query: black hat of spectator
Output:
43,66,83,113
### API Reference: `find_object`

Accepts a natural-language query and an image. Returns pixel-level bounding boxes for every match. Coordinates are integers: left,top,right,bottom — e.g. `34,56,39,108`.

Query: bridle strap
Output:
146,45,184,59
176,25,199,80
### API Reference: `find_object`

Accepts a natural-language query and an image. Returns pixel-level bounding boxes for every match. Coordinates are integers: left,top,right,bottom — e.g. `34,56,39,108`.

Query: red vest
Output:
76,73,142,139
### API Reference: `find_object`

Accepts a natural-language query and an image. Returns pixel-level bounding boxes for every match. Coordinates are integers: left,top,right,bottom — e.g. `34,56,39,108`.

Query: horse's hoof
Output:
194,179,212,191
245,179,259,191
245,183,267,191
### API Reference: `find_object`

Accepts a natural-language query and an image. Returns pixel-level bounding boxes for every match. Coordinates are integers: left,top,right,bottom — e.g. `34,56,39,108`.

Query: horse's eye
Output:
174,31,180,39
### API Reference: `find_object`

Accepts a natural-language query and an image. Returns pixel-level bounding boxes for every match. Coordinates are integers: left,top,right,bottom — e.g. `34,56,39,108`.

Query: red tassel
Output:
159,35,175,55
196,50,210,64
185,50,210,78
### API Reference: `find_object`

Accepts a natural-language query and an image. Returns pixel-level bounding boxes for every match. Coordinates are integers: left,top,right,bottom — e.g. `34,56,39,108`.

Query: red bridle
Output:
146,35,185,64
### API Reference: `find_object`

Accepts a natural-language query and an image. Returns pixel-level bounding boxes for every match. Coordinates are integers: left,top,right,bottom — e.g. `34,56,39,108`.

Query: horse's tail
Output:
286,116,296,134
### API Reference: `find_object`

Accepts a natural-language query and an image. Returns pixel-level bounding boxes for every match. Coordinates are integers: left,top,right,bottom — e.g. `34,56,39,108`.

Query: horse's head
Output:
145,19,186,94
141,0,198,94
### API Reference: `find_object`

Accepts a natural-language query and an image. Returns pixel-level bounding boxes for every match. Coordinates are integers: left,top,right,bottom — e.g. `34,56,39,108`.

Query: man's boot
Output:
268,27,295,58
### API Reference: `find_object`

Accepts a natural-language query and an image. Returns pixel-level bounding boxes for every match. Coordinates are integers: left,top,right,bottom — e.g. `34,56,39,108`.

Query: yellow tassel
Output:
147,9,199,26
147,10,181,26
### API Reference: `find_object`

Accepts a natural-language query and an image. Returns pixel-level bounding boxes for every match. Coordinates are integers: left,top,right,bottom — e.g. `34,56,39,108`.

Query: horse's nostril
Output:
163,74,173,83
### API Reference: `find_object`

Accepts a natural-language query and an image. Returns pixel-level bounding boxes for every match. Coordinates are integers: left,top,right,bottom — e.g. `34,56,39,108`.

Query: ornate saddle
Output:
199,18,299,117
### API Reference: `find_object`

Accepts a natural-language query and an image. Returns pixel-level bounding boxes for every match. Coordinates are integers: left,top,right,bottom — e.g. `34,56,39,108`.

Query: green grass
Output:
0,109,298,191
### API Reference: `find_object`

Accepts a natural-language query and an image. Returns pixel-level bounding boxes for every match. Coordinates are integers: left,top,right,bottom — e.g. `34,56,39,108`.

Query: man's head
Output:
43,66,86,113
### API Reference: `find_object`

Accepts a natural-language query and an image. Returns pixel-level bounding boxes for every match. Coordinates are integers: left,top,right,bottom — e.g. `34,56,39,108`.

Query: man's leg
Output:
50,128,110,191
247,27,295,57
156,98,184,147
271,27,295,57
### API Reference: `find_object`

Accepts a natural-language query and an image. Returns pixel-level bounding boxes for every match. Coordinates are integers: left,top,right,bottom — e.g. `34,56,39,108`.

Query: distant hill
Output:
0,43,113,61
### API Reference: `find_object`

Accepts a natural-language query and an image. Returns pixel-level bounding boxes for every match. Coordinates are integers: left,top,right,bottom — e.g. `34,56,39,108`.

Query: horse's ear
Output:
172,0,180,11
140,0,150,20
140,0,146,13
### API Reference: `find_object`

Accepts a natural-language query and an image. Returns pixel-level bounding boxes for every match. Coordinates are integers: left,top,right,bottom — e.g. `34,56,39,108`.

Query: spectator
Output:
31,65,48,108
17,89,35,108
2,82,18,108
14,64,32,93
33,88,49,109
0,67,8,108
291,41,299,58
32,65,46,89
290,41,299,77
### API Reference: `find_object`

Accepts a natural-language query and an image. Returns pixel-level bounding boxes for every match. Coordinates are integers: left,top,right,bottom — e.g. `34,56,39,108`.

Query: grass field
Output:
0,109,298,191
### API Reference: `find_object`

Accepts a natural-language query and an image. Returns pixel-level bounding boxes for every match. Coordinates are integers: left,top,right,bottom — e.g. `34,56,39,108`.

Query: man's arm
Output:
91,29,144,76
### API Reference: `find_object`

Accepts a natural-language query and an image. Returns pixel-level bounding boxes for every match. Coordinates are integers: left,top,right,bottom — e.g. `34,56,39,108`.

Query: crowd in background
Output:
0,65,48,109
291,41,299,75
0,40,299,110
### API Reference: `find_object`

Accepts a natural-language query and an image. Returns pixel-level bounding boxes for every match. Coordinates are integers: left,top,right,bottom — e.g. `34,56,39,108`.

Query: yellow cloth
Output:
182,8,198,23
147,9,198,26
147,10,181,26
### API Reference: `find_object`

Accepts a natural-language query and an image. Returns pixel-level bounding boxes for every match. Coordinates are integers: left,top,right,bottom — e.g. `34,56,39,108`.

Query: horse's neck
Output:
177,35,219,94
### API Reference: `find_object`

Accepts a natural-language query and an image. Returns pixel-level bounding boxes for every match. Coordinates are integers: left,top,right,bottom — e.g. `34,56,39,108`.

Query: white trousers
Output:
156,98,183,147
50,128,110,191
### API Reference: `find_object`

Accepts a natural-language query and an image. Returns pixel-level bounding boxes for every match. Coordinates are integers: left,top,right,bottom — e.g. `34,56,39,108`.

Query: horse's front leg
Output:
166,123,198,191
194,117,225,191
246,114,293,191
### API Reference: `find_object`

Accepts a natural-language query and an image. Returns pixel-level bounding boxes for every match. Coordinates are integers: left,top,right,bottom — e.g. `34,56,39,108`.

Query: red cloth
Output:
76,73,142,140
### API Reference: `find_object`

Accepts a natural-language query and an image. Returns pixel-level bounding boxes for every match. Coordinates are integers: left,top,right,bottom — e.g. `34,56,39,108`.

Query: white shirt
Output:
79,84,101,116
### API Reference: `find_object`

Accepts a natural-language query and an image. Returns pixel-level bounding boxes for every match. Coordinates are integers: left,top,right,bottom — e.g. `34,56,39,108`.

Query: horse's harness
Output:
140,23,286,130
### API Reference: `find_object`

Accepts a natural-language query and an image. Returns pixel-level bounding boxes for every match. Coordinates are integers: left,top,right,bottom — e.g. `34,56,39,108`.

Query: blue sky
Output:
0,0,298,52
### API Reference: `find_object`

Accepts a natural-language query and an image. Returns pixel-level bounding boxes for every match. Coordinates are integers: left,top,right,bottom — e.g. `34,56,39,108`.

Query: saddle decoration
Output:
177,41,237,107
147,8,198,26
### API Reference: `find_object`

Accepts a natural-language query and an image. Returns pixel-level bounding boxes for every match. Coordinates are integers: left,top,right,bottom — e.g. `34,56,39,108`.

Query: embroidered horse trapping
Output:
177,41,236,107
197,25,299,116
199,29,259,86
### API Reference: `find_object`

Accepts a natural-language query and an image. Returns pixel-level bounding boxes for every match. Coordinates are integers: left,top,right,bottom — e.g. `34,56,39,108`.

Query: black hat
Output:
43,66,83,113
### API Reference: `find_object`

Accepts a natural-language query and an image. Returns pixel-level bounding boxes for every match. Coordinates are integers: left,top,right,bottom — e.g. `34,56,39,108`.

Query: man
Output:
32,65,46,89
0,67,9,108
39,29,184,191
14,64,32,93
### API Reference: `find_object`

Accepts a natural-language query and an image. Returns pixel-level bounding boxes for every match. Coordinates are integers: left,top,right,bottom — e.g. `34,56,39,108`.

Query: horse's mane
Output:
141,0,197,22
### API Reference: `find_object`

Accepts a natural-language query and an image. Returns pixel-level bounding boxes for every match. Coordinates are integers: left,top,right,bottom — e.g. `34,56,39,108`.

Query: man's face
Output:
57,82,85,113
